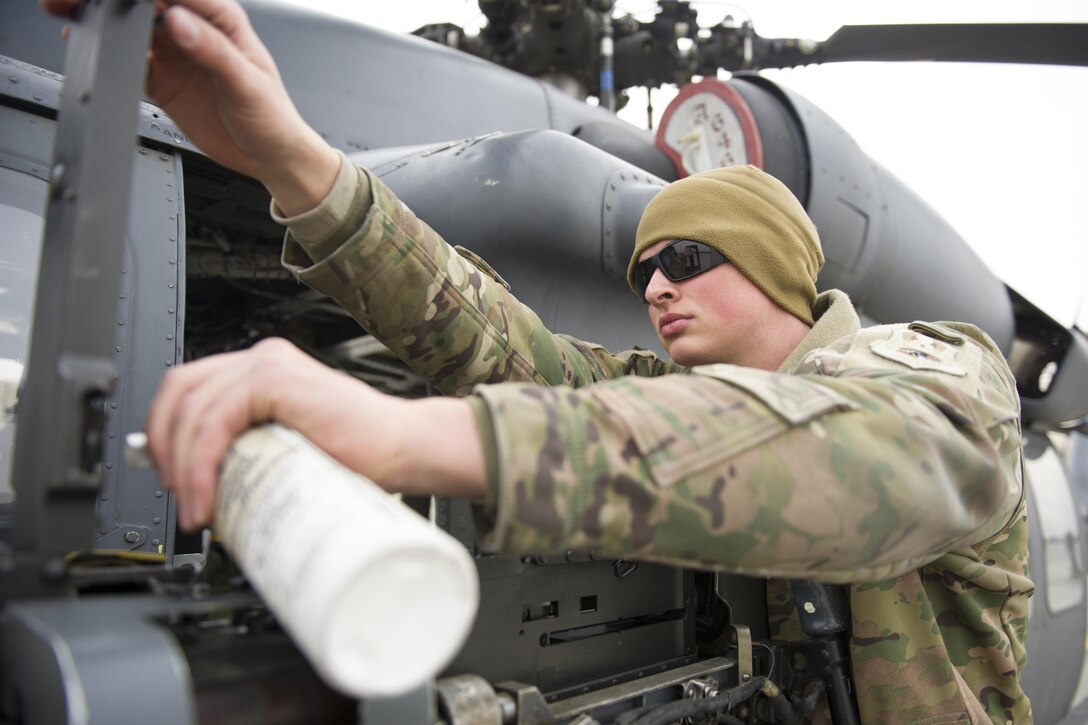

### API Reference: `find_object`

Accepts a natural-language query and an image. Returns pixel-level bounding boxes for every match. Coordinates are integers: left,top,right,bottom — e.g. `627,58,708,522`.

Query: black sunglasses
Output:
632,240,728,302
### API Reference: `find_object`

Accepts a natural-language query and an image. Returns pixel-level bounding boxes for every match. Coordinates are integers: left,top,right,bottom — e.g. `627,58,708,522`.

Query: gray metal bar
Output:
8,0,155,586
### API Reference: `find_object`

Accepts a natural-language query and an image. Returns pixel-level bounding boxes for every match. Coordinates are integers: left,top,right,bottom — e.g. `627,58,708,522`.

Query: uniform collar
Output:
777,290,860,373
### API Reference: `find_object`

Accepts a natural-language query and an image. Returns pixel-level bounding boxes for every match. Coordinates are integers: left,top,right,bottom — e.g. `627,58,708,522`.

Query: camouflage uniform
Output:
279,163,1032,724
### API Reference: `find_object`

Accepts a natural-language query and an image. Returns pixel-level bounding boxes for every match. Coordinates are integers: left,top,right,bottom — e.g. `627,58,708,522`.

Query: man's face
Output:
639,239,798,369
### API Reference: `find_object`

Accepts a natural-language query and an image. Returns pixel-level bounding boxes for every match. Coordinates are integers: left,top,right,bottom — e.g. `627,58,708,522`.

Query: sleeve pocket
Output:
597,366,856,488
694,364,858,426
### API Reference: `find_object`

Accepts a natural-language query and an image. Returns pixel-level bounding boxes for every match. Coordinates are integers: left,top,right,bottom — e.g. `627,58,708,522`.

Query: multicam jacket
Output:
279,162,1033,724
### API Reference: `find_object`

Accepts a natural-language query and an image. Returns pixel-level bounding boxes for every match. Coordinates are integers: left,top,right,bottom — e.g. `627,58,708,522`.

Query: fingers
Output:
156,5,259,97
147,352,238,472
145,0,276,105
160,0,278,75
147,338,308,531
40,0,168,20
170,357,265,530
147,351,250,530
40,0,80,20
167,0,253,44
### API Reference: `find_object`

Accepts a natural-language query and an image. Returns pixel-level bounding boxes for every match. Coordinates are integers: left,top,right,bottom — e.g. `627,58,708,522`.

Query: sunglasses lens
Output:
665,243,711,280
633,241,726,301
660,246,690,279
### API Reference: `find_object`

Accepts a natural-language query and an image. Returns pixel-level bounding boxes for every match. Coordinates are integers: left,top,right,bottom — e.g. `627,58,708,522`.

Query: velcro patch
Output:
870,328,967,376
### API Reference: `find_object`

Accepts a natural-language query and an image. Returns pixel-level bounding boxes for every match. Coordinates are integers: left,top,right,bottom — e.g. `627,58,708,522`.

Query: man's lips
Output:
658,313,691,337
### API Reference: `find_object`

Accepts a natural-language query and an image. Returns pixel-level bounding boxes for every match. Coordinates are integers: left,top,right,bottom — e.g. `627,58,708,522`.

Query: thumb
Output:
160,4,262,100
164,4,200,49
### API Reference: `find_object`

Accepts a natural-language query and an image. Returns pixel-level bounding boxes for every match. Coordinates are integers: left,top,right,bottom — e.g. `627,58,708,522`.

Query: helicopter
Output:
1,0,1087,723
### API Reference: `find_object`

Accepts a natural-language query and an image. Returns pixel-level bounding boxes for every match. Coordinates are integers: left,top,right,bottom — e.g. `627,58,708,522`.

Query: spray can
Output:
129,424,479,698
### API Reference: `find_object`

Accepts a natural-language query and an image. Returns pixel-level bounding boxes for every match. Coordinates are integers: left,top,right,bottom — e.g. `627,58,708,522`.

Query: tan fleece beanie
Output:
627,165,824,325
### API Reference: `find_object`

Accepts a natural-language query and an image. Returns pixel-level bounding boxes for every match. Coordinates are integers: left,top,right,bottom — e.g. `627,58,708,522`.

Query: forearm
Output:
471,370,1023,582
280,166,674,394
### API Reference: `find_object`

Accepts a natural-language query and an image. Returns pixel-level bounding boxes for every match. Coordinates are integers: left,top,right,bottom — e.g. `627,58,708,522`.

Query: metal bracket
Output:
731,624,754,683
7,0,156,589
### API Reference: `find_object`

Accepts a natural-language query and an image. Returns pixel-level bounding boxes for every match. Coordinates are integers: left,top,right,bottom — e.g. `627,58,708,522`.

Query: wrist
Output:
260,129,342,217
396,399,486,500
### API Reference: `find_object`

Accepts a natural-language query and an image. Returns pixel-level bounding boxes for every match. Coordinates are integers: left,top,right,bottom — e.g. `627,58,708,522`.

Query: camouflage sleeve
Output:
282,165,677,395
471,323,1024,583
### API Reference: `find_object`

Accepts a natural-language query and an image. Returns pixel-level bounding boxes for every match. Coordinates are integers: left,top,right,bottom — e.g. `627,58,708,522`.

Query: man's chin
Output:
666,345,701,368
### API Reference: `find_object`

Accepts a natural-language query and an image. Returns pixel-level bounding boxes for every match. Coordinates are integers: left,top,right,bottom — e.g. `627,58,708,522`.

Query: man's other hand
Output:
146,339,485,531
40,0,340,215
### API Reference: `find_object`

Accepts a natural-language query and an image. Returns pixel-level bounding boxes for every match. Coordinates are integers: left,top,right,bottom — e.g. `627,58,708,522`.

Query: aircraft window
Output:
1025,439,1085,614
0,166,47,504
1038,361,1058,394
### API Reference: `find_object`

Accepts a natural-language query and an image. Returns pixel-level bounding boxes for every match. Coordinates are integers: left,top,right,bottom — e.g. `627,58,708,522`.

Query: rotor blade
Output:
755,23,1088,69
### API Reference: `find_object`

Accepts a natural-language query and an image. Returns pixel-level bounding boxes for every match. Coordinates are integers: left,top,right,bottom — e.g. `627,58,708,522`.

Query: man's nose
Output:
644,268,678,304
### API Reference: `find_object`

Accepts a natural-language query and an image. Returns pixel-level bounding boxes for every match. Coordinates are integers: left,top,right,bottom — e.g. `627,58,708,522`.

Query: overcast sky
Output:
278,0,1088,330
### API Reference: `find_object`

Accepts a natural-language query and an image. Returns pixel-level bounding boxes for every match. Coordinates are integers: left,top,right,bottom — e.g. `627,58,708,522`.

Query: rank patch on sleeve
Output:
870,328,968,376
